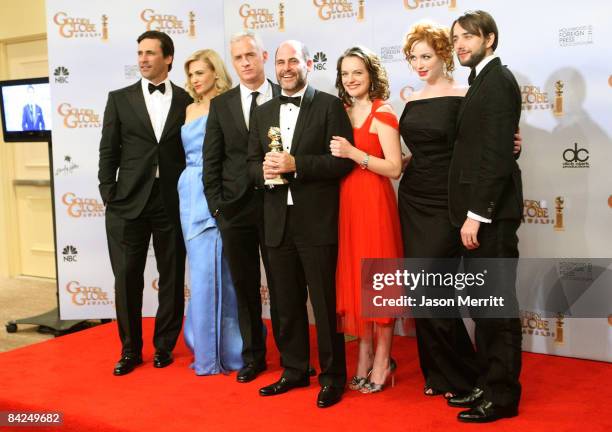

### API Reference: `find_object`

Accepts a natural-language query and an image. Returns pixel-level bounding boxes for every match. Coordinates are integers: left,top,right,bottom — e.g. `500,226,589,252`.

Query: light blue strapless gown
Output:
179,115,243,375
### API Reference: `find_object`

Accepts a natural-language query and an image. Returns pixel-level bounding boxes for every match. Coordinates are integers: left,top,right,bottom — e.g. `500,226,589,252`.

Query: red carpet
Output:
0,319,610,432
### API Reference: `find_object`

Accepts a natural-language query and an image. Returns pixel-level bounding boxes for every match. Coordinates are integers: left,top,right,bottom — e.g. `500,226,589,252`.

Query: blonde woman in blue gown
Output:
179,49,243,375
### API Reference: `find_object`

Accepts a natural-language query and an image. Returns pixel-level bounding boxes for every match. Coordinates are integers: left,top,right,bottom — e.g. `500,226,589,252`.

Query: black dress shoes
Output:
317,385,343,408
458,400,518,423
259,376,310,396
153,351,173,368
113,355,143,376
448,387,484,408
237,363,267,383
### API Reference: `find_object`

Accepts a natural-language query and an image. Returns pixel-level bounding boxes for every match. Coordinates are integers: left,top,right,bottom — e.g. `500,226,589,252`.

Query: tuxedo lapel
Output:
289,85,315,156
267,98,281,148
270,80,281,97
127,81,156,141
456,58,501,128
159,83,184,142
227,86,248,137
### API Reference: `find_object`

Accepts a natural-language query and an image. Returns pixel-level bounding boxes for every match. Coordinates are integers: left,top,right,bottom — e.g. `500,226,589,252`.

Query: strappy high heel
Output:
360,358,397,394
349,368,373,390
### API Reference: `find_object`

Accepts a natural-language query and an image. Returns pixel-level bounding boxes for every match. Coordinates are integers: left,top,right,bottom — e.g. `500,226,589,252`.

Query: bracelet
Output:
359,153,370,170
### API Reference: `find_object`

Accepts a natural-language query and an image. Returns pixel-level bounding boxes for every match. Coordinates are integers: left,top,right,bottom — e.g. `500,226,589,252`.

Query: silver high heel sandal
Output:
349,368,373,391
360,358,397,394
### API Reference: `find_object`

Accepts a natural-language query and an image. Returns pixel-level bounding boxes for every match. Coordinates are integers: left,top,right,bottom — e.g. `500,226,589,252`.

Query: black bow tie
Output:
148,82,166,94
279,95,301,107
468,69,477,86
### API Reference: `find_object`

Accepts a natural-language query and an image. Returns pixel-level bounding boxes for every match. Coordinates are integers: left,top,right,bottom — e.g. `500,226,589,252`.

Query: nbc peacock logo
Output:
62,245,78,263
54,66,70,84
313,52,328,71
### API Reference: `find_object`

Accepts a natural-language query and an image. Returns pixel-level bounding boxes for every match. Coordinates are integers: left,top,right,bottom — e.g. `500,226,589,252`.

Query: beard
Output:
458,42,488,68
278,70,307,94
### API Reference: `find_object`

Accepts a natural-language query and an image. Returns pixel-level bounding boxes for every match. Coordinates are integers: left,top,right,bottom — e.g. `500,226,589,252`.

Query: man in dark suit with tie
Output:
21,85,45,131
203,31,282,383
248,40,353,408
447,11,523,422
98,30,192,376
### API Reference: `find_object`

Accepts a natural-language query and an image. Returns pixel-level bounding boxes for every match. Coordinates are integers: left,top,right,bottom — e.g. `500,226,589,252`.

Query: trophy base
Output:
265,177,289,186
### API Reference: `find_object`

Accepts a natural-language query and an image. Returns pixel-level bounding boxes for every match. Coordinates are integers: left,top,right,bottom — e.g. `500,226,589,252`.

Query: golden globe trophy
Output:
101,15,108,41
554,196,565,231
265,127,289,186
554,313,565,345
279,2,285,32
357,0,365,20
189,11,196,37
554,80,564,117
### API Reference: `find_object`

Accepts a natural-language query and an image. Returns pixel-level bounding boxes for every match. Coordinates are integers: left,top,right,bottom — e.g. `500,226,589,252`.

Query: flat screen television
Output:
0,77,52,142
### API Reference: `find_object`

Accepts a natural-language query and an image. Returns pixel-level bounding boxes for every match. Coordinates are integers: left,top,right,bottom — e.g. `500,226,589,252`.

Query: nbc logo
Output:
313,52,327,71
62,245,78,263
54,66,69,84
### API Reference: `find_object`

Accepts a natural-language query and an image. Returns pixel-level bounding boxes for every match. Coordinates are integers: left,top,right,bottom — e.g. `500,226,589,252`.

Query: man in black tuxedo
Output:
248,40,353,408
203,31,282,383
98,31,192,376
447,11,523,422
21,85,45,131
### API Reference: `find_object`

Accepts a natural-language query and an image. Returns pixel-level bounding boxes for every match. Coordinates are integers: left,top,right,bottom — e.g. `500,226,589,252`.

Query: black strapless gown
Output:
399,96,460,258
398,96,478,394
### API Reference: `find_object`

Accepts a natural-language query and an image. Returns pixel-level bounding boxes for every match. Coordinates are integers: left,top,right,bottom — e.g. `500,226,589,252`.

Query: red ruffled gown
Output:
336,99,404,336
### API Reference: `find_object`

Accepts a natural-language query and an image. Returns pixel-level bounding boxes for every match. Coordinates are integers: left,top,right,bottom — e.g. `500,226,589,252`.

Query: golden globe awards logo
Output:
520,311,565,344
152,278,191,300
57,103,101,129
523,199,553,225
140,9,196,36
61,193,105,218
66,281,113,306
403,0,456,10
521,86,552,111
313,0,365,21
239,3,283,30
523,197,565,230
53,12,108,39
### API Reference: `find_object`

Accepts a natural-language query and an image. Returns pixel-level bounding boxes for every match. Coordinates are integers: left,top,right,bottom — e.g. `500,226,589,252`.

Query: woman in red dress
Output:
330,46,403,393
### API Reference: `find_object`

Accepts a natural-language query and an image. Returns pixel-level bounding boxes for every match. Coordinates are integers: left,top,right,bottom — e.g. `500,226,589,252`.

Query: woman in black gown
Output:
398,22,521,398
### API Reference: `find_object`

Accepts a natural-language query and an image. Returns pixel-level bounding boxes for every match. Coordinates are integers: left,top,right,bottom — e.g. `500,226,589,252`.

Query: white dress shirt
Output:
278,86,308,205
466,54,498,224
240,80,272,130
141,77,172,178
